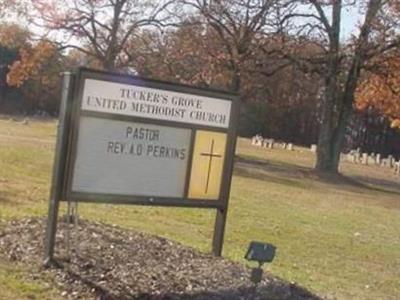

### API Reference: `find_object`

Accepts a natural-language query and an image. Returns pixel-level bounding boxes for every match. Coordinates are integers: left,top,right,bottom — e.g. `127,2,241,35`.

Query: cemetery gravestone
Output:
388,155,394,168
381,159,388,167
376,154,381,165
347,152,353,162
268,139,274,149
362,153,368,165
252,135,263,146
262,138,274,149
368,154,376,165
354,152,361,163
261,139,267,148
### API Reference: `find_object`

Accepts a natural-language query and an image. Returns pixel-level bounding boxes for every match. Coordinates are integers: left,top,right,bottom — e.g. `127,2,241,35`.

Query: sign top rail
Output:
77,67,239,97
76,68,239,130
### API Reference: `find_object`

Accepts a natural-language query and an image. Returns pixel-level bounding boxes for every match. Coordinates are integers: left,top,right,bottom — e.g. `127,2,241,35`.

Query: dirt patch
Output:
0,218,321,299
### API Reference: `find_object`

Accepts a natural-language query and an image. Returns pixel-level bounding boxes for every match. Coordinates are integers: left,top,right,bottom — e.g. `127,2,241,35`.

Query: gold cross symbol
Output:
200,139,222,194
188,131,227,200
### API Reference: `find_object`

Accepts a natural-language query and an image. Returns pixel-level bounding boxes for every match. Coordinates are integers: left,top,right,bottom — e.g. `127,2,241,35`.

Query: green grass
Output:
0,258,62,300
0,117,399,299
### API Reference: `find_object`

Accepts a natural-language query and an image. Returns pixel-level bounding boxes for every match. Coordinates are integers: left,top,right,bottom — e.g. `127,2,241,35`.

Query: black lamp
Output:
245,241,276,285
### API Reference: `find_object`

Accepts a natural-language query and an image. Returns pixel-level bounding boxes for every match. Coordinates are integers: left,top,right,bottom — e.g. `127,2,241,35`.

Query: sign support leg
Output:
211,101,238,257
44,72,75,267
44,188,61,267
212,207,228,256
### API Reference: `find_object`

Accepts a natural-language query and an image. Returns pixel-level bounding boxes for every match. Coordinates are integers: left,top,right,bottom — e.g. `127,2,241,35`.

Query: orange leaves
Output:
6,41,56,87
391,119,400,128
0,23,30,49
356,52,400,128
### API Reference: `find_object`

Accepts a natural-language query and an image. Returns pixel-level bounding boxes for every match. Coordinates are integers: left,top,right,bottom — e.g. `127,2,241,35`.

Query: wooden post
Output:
212,208,228,256
43,72,75,266
212,90,239,256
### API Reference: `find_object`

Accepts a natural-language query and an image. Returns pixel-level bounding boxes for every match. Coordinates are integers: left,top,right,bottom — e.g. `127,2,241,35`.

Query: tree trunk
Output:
331,100,354,170
102,58,117,71
230,71,241,93
313,0,381,174
315,0,342,173
0,65,7,108
0,86,4,108
315,99,353,173
315,81,338,173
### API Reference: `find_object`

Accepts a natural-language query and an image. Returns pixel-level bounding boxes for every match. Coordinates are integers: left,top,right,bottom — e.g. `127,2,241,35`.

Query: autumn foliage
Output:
7,41,56,87
0,22,62,113
1,0,400,161
356,52,400,128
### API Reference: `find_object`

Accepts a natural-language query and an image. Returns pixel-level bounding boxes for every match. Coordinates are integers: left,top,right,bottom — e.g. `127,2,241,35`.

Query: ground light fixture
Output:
245,241,276,285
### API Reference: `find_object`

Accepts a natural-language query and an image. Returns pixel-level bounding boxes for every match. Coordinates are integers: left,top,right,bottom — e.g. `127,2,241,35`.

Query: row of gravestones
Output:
346,149,400,174
251,136,400,175
251,135,294,151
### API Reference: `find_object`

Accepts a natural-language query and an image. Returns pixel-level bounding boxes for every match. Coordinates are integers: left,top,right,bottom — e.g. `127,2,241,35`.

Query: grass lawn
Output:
0,258,62,300
0,117,399,299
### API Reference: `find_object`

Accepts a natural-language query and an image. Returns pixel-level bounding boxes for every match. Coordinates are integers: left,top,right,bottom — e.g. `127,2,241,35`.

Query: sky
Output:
4,1,365,43
294,1,364,41
341,3,364,40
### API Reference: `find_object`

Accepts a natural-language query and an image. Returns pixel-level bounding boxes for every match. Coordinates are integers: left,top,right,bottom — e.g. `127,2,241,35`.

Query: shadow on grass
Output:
64,266,320,300
138,284,321,300
234,165,309,189
236,155,312,176
235,155,400,197
310,168,400,197
347,175,400,195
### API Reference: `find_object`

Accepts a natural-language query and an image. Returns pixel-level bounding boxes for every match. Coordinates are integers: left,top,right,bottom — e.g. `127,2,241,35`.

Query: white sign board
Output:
81,79,232,128
71,116,191,197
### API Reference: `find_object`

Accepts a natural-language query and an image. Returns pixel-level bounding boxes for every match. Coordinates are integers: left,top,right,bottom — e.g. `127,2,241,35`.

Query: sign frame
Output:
44,68,239,265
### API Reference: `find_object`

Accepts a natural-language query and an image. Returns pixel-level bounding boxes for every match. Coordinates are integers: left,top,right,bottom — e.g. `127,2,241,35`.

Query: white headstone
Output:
310,144,317,152
354,152,361,163
362,153,368,165
252,135,263,146
368,154,376,165
381,159,388,167
388,155,394,168
395,161,400,175
262,138,274,149
268,139,274,149
347,153,354,162
376,153,381,165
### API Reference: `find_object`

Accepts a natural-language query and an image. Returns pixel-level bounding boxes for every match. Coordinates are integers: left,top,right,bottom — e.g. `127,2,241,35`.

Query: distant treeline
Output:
1,2,399,158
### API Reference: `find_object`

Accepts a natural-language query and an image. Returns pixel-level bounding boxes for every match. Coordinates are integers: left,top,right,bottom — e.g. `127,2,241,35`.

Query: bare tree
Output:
277,0,400,173
181,0,280,93
26,0,173,70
